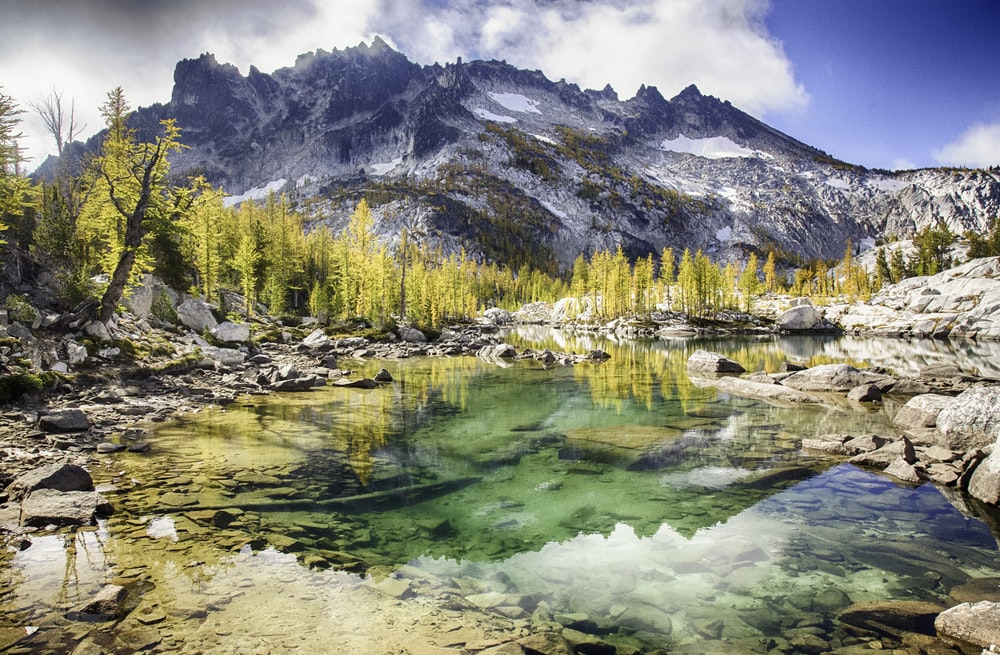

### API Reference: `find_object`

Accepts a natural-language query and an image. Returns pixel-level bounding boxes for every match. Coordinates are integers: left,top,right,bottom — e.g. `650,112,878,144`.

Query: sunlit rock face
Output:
72,40,999,271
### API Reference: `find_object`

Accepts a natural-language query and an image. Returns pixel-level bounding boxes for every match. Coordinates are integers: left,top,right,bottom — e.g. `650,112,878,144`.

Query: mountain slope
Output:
84,40,1000,271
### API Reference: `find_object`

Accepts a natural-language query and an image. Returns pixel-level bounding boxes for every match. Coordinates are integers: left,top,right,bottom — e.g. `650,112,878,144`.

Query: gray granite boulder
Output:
968,447,1000,505
776,303,824,331
934,601,1000,650
176,298,218,332
211,321,250,343
5,462,94,501
781,364,890,393
892,393,954,429
685,350,745,374
936,386,1000,451
38,409,90,433
19,489,112,527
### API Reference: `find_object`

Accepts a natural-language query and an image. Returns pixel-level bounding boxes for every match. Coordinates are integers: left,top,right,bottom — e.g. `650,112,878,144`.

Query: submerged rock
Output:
19,489,112,527
781,364,891,393
837,599,944,637
66,584,128,622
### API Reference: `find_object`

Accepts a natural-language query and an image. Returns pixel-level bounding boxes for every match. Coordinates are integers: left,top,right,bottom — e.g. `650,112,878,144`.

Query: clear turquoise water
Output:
3,332,1000,653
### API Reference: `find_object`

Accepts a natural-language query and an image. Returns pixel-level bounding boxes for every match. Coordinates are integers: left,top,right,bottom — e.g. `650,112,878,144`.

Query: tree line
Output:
2,85,999,331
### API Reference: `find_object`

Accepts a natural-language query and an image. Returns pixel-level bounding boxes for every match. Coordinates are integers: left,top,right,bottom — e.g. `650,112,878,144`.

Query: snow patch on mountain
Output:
867,177,908,192
489,92,542,114
224,179,288,207
660,135,756,159
370,157,403,176
473,107,517,123
825,177,852,191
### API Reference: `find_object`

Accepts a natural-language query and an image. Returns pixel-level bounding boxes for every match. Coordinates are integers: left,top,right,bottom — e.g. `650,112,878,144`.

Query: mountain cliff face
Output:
124,39,999,272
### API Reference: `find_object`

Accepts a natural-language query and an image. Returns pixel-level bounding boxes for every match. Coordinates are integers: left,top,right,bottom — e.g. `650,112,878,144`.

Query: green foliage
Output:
910,224,955,276
0,371,60,403
4,293,36,323
967,216,1000,259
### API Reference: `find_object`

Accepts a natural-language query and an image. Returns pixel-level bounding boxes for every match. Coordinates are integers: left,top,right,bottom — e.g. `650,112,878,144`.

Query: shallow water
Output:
3,332,1000,653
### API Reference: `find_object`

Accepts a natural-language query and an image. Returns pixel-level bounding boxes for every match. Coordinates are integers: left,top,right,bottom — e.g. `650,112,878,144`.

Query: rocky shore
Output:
5,257,1000,654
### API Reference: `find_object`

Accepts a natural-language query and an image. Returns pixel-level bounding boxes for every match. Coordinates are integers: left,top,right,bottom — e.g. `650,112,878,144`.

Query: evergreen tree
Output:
737,252,761,312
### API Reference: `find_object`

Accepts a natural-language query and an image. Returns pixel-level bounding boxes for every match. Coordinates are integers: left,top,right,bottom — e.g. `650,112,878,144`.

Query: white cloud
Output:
933,123,1000,169
374,0,808,116
891,158,917,171
4,0,808,164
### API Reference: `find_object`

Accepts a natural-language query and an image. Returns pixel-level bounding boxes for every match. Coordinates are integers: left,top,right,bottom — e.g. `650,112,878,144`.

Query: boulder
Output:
398,326,427,343
848,437,916,468
270,375,323,392
968,447,1000,505
478,344,518,360
892,394,954,429
83,320,111,341
19,489,112,527
685,350,745,374
776,303,824,331
38,409,90,433
847,384,882,402
176,298,218,332
6,462,94,501
211,321,250,343
333,377,378,389
66,342,88,365
302,328,331,349
934,601,1000,650
781,364,891,393
936,386,1000,451
883,457,922,483
481,307,515,325
689,374,822,405
374,368,394,383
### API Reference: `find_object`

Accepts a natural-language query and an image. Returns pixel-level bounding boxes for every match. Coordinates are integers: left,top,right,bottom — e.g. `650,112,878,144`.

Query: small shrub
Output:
4,294,37,324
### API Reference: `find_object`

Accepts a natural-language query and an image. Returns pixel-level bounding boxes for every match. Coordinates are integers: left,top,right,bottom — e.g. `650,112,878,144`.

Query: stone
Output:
884,457,922,483
83,320,111,341
934,601,1000,649
936,386,1000,451
847,383,882,402
776,303,824,331
838,599,944,637
849,437,916,468
689,374,823,404
371,576,413,599
66,342,88,365
802,434,851,454
781,364,891,393
843,434,890,454
967,447,1000,505
478,343,518,360
373,368,393,382
332,377,378,389
685,349,745,374
96,442,126,454
270,375,323,392
398,326,427,342
302,328,331,349
6,462,94,501
516,633,574,655
210,321,250,343
481,307,514,325
66,584,128,622
893,394,954,429
38,408,90,433
20,489,113,527
176,298,218,332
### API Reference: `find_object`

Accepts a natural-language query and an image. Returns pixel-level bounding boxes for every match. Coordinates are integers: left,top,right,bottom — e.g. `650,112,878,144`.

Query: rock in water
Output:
892,393,954,429
685,350,745,374
934,601,1000,649
936,386,1000,451
6,463,94,501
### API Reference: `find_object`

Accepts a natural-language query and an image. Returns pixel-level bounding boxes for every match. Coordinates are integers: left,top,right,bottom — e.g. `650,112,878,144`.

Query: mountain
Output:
76,39,1000,272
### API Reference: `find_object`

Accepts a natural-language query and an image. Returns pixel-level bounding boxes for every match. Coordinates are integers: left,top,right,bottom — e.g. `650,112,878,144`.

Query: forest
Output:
2,87,992,332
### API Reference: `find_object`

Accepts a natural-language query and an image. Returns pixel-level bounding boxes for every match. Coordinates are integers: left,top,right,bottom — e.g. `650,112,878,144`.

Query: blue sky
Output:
764,0,1000,170
2,0,998,170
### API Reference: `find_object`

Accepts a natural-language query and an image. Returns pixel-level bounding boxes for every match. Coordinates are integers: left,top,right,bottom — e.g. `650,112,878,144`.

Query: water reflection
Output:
4,332,1000,653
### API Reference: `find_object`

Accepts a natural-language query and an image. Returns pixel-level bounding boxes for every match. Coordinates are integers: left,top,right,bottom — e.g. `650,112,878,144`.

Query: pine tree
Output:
737,252,761,312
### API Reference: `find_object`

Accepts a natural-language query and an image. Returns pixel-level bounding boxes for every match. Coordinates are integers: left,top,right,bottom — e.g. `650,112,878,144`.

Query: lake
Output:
3,331,1000,654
